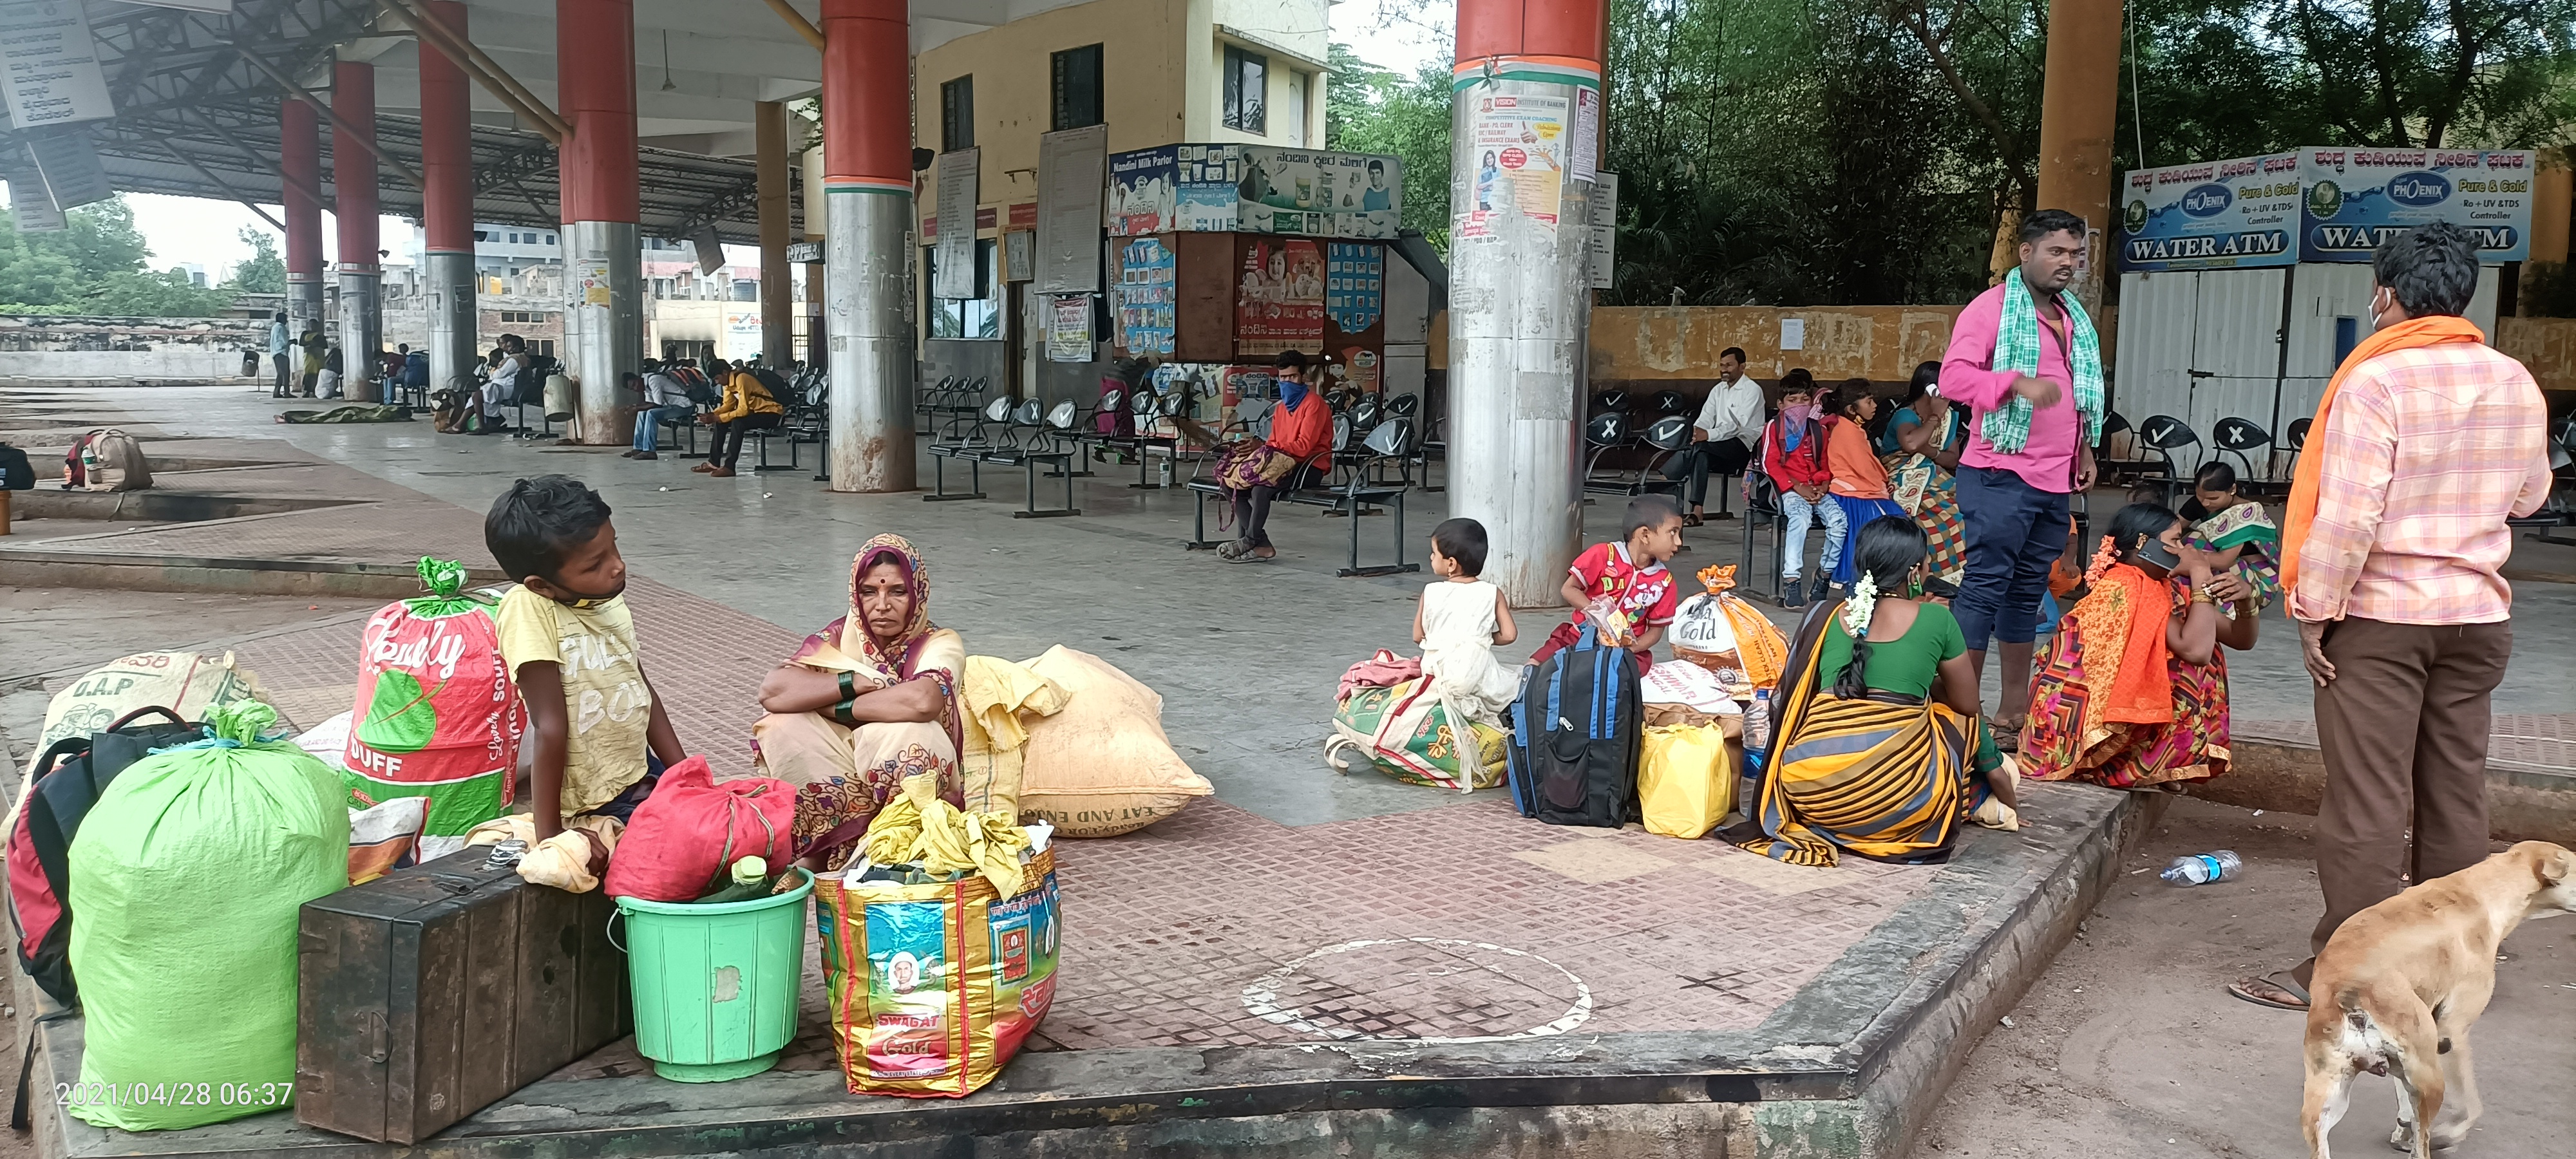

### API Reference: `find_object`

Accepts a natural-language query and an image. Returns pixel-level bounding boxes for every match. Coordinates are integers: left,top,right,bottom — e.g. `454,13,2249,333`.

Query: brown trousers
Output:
2307,616,2512,966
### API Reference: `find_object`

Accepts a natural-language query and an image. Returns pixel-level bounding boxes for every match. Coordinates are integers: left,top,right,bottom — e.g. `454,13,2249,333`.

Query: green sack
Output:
67,701,350,1131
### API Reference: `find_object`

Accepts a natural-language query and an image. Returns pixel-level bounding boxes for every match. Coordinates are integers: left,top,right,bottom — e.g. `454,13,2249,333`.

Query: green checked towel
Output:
1980,269,2104,455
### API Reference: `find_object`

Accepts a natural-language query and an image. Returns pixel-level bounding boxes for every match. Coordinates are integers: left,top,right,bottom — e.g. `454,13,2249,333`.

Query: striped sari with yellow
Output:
1724,600,1978,867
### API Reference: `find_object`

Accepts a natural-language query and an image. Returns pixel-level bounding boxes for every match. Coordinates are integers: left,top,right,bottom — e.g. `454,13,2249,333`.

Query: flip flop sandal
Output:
2226,970,2311,1012
1683,514,1706,528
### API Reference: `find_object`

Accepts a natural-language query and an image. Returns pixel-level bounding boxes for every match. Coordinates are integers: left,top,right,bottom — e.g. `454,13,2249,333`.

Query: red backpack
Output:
6,706,204,1006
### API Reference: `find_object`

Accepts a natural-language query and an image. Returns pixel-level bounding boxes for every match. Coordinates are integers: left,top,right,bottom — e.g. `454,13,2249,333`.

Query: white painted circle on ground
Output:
1240,936,1593,1044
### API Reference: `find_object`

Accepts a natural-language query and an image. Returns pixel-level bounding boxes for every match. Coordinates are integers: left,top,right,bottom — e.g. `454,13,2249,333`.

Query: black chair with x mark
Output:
2210,417,2284,496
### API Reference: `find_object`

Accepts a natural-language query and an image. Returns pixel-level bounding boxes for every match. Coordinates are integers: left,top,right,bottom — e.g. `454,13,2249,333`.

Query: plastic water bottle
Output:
2160,850,2242,885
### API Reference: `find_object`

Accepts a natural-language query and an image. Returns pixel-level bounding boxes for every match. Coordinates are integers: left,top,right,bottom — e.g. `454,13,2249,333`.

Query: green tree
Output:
228,225,285,293
0,196,233,316
1327,47,1455,249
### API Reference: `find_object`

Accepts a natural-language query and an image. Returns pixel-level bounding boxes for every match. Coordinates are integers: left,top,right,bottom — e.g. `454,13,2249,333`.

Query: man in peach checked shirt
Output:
2230,222,2557,1013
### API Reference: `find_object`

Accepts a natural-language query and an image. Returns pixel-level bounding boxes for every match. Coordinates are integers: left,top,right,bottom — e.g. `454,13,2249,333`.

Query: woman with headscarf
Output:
751,534,966,868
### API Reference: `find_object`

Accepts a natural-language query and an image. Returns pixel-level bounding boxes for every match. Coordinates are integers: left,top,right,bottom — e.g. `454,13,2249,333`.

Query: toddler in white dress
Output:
1416,518,1520,728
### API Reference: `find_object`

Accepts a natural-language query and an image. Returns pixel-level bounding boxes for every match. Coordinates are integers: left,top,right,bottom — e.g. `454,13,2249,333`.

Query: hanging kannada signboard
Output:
1457,93,1570,241
1114,236,1176,355
1236,147,1403,238
1236,237,1325,357
0,0,116,129
2115,153,2302,273
933,149,981,300
1036,126,1107,294
2298,147,2534,263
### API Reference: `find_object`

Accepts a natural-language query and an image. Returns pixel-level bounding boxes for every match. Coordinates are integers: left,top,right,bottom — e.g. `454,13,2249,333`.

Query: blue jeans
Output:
1954,465,2070,647
1779,489,1846,582
633,406,674,451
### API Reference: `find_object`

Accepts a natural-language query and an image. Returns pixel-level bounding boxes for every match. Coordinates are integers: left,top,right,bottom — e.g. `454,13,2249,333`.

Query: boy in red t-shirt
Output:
1528,494,1686,675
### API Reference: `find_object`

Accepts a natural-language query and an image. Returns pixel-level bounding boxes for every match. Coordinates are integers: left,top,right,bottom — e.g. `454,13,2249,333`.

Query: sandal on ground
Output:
1683,513,1706,528
1992,722,2024,754
1215,539,1254,561
2226,970,2311,1012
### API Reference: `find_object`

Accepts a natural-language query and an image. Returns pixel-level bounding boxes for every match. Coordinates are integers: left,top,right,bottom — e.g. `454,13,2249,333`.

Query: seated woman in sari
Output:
751,534,966,868
1724,516,2018,868
2177,461,2281,612
2020,503,2259,791
1884,361,1969,583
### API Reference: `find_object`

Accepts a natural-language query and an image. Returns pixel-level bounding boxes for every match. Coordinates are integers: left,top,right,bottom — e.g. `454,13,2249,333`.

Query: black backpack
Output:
0,442,32,491
5,706,205,1007
680,368,719,406
751,366,792,403
1504,624,1642,827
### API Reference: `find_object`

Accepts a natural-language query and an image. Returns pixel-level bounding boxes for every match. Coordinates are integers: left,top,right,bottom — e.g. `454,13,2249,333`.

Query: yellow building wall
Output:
2497,316,2576,391
914,0,1196,225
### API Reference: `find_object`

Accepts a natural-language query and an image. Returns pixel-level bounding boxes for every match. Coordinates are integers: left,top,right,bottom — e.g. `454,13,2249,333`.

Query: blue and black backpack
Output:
1504,623,1642,827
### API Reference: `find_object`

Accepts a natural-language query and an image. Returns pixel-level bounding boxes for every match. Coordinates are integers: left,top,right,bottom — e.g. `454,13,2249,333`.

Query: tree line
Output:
1,198,276,317
1333,0,2576,308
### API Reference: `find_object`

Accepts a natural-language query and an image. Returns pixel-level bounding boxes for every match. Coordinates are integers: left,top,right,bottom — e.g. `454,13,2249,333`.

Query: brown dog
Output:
2300,841,2576,1158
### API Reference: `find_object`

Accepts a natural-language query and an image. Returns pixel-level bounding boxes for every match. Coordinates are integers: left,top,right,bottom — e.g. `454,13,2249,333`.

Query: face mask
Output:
1781,404,1815,425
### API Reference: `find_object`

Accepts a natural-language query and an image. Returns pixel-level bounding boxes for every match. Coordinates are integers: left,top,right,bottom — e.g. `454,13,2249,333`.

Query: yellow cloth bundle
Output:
956,655,1070,816
462,813,624,893
860,773,1034,897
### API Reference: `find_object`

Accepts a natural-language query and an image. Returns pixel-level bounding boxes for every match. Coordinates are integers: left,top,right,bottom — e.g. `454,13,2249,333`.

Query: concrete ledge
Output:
24,786,2138,1159
0,552,506,599
2195,737,2576,845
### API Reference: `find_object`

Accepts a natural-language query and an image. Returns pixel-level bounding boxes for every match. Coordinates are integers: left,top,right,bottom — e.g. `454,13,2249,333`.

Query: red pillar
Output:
281,97,323,344
820,0,911,195
1455,0,1609,64
556,0,641,442
419,0,477,392
333,61,380,279
817,0,917,491
558,0,639,223
333,60,384,395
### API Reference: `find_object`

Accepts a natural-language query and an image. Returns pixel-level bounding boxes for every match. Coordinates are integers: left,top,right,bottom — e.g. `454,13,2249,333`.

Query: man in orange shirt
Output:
2230,222,2554,1013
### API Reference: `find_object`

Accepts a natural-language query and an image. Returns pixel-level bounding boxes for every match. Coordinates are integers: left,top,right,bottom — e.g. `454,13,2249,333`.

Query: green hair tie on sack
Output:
155,700,291,753
402,556,496,617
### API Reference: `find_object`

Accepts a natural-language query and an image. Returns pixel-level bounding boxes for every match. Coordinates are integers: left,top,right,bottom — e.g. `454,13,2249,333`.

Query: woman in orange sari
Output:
2020,503,2259,789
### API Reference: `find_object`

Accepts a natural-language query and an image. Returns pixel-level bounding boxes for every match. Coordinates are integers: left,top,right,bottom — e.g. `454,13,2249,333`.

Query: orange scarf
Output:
2090,563,2177,726
2278,315,2485,594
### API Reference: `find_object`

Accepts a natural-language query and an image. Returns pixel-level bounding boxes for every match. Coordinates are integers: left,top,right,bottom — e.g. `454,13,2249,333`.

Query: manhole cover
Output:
1241,938,1590,1043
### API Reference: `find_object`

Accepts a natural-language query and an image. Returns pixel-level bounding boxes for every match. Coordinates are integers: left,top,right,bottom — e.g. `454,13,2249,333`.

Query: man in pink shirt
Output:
1937,210,2102,736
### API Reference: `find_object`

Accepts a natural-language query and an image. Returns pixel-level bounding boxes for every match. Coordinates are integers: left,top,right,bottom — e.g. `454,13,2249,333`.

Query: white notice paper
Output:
1780,317,1805,351
1589,173,1618,290
933,149,981,300
1036,126,1108,294
0,0,117,128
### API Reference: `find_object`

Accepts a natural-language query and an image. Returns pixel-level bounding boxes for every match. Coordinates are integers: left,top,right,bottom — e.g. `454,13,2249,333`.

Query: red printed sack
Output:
343,559,522,842
603,756,797,901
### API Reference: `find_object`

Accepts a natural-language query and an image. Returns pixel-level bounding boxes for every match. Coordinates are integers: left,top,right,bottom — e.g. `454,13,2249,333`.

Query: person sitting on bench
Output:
695,360,782,478
1219,350,1335,563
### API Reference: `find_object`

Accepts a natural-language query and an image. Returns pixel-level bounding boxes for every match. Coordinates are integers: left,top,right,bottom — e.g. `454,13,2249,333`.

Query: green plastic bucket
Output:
613,867,814,1082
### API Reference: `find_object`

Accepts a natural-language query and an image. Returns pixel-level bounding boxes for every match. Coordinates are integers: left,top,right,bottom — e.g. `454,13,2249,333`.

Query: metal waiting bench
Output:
923,399,1081,518
1180,417,1423,578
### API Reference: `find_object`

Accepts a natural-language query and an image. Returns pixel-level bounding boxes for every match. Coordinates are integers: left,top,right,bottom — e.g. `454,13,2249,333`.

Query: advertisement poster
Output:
1589,172,1620,288
2114,153,2302,272
933,149,981,299
1236,238,1325,357
1343,348,1381,394
1036,126,1107,293
1571,88,1600,183
1236,147,1403,238
1115,237,1176,355
1046,293,1094,362
2298,148,2533,263
1107,146,1176,236
1175,144,1241,231
576,259,612,307
0,0,116,129
1325,243,1384,334
1457,94,1569,240
722,306,762,361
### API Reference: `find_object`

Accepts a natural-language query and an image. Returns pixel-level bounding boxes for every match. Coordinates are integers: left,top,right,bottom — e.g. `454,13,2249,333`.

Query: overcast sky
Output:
6,3,1450,283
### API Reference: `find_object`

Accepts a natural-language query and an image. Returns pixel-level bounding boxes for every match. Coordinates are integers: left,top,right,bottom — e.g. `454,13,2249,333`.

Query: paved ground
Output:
5,383,2572,1156
1916,798,2576,1159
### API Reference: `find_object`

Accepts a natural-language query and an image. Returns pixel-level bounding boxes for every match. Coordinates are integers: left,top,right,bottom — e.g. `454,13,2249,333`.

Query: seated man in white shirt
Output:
625,359,698,459
477,336,526,433
1658,346,1766,525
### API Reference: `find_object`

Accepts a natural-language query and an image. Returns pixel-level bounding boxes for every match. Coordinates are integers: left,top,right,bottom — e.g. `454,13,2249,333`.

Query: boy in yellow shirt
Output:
486,475,686,846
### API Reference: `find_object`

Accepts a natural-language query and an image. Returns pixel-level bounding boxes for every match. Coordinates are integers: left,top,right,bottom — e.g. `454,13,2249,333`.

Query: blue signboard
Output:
2298,148,2534,263
2116,153,2301,272
1325,243,1383,334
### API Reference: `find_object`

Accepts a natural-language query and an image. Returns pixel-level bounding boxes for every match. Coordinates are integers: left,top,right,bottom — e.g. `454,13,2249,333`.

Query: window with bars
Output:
1222,46,1265,134
941,76,974,153
1052,44,1103,131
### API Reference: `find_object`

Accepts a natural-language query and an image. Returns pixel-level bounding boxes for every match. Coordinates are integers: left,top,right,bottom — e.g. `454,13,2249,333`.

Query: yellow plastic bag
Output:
1638,722,1735,839
817,849,1058,1098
